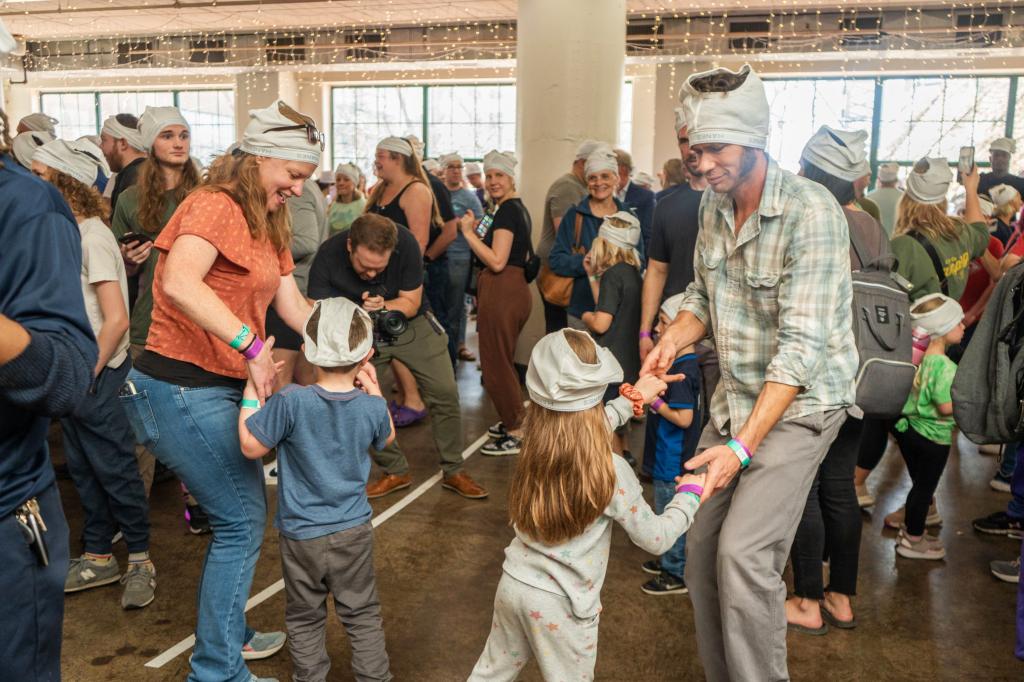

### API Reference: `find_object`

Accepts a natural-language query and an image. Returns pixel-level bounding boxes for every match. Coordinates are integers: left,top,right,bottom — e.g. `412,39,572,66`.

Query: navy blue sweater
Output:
0,154,97,517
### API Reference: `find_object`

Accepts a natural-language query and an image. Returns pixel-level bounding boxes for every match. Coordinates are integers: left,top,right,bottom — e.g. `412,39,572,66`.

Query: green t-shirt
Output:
896,353,957,445
328,196,366,235
110,185,181,346
890,220,989,302
856,196,881,223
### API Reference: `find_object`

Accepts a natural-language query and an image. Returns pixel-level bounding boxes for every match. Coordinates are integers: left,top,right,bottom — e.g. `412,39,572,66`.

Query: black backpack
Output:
848,225,916,419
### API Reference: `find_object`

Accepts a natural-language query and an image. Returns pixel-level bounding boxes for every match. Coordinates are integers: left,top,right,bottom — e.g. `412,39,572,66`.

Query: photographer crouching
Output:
308,213,488,499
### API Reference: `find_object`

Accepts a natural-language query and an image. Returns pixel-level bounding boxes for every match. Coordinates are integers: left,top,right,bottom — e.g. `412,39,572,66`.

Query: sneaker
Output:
895,529,946,560
487,421,507,439
120,562,156,609
185,503,212,535
641,559,662,575
481,435,521,456
65,555,121,593
884,502,941,530
990,474,1012,493
972,511,1024,538
979,443,1003,456
442,472,489,499
242,630,287,661
366,473,412,499
249,677,280,682
856,484,875,508
112,530,124,544
990,557,1021,584
641,573,688,595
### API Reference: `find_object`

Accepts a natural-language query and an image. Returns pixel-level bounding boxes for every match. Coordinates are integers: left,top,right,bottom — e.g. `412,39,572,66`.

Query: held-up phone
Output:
957,146,975,182
117,231,154,247
475,212,494,239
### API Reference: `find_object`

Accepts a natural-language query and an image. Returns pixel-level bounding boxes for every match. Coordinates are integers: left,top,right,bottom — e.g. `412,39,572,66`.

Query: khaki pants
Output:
372,315,464,476
685,409,846,682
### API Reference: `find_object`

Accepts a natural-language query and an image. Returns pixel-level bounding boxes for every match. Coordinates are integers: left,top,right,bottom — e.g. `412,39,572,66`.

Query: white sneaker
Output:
884,501,941,530
896,530,946,560
990,476,1012,493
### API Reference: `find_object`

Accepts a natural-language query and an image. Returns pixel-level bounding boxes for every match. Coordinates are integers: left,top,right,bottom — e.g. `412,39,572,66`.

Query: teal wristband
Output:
240,398,261,410
229,324,251,350
726,439,750,469
681,491,701,505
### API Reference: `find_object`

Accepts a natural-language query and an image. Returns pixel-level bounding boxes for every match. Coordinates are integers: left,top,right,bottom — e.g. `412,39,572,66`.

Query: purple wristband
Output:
639,331,652,340
732,436,753,459
676,483,704,497
241,336,264,360
651,398,666,411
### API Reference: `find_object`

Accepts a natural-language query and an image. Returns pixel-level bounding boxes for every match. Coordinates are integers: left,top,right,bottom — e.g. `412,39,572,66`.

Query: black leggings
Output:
893,426,951,536
791,417,863,598
856,416,895,471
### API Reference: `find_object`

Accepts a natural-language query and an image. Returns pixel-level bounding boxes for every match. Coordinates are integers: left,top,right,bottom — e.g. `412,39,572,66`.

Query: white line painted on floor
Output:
145,429,493,669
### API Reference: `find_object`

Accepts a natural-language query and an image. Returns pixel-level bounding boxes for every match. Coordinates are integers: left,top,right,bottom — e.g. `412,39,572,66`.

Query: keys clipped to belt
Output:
16,497,49,567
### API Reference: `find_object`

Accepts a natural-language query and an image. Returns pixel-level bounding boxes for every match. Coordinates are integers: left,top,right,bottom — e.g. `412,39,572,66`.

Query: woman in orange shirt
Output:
118,100,323,682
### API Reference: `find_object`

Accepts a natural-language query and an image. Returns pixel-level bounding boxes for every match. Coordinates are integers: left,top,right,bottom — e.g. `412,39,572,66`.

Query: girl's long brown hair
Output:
508,329,617,545
364,150,443,231
136,155,200,233
200,151,291,251
49,169,108,222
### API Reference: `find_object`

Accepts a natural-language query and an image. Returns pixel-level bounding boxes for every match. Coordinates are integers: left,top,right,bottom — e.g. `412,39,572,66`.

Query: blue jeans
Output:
999,441,1019,481
119,369,264,682
60,357,150,554
447,251,472,347
1009,442,1024,521
424,257,456,365
653,479,687,578
0,482,69,681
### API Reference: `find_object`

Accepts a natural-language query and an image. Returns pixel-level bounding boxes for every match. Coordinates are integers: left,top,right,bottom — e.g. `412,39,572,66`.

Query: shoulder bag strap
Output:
909,230,949,296
573,211,584,251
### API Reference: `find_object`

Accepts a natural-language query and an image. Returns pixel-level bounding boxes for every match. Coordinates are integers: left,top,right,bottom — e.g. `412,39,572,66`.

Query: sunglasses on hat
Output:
264,101,325,151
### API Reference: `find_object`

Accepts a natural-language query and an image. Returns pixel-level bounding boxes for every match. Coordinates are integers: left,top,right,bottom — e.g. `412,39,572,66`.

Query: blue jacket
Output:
0,154,97,516
549,196,639,319
624,181,656,258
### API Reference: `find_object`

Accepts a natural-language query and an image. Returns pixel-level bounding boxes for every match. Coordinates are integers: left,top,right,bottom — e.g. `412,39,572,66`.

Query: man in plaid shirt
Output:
642,64,856,681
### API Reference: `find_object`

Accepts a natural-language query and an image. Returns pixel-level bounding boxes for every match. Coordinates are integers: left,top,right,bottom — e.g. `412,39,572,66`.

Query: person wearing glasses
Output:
117,100,322,682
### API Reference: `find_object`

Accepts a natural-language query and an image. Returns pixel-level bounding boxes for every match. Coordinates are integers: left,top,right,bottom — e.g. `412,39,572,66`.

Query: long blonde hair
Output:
588,235,641,274
894,196,960,241
199,151,291,251
364,150,442,231
508,329,617,545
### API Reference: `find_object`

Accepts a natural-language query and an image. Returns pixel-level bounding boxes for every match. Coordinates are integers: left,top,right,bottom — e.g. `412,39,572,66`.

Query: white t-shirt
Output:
79,216,130,368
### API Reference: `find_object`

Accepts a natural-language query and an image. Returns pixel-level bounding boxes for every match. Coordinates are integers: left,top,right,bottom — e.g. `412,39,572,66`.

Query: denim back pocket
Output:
118,384,160,448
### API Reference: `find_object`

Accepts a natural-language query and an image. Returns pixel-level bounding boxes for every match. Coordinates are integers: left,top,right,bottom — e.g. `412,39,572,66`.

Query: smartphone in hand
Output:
957,146,975,182
117,231,154,247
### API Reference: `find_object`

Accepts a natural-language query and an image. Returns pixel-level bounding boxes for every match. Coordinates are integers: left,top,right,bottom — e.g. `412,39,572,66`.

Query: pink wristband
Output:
639,331,652,339
651,398,666,411
732,436,753,460
676,483,704,497
241,336,264,360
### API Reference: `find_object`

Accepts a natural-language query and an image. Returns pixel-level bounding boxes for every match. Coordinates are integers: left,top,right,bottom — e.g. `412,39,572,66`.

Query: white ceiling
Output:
1,0,938,41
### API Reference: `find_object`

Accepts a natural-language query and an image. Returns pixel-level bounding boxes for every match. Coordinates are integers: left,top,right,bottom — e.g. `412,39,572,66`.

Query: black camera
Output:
369,309,408,345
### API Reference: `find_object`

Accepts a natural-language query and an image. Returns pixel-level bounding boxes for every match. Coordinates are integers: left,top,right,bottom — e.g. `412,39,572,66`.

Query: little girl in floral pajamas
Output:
467,329,704,681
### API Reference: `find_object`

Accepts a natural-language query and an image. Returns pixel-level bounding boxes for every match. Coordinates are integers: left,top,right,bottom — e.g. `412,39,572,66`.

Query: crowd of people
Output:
2,13,1023,677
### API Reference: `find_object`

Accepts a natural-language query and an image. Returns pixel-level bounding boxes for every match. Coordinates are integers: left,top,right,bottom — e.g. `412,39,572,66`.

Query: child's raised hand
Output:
633,373,668,403
355,362,383,398
675,472,707,489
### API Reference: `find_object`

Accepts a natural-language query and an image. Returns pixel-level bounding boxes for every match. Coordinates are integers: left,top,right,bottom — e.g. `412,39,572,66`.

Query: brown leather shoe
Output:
366,473,412,499
442,472,488,499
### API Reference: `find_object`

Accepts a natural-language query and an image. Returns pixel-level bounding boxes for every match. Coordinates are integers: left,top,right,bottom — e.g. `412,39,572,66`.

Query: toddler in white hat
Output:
467,328,704,680
238,296,395,680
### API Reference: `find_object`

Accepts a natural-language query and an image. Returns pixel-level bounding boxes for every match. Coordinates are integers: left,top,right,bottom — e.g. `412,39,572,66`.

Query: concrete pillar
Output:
515,0,627,362
629,66,658,177
3,81,33,131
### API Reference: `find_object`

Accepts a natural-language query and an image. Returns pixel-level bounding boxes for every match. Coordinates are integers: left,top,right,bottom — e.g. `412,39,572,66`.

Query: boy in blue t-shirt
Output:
641,294,702,596
238,298,395,681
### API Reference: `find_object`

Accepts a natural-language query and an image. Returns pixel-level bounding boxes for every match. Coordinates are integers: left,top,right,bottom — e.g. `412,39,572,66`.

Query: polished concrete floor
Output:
54,332,1023,681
